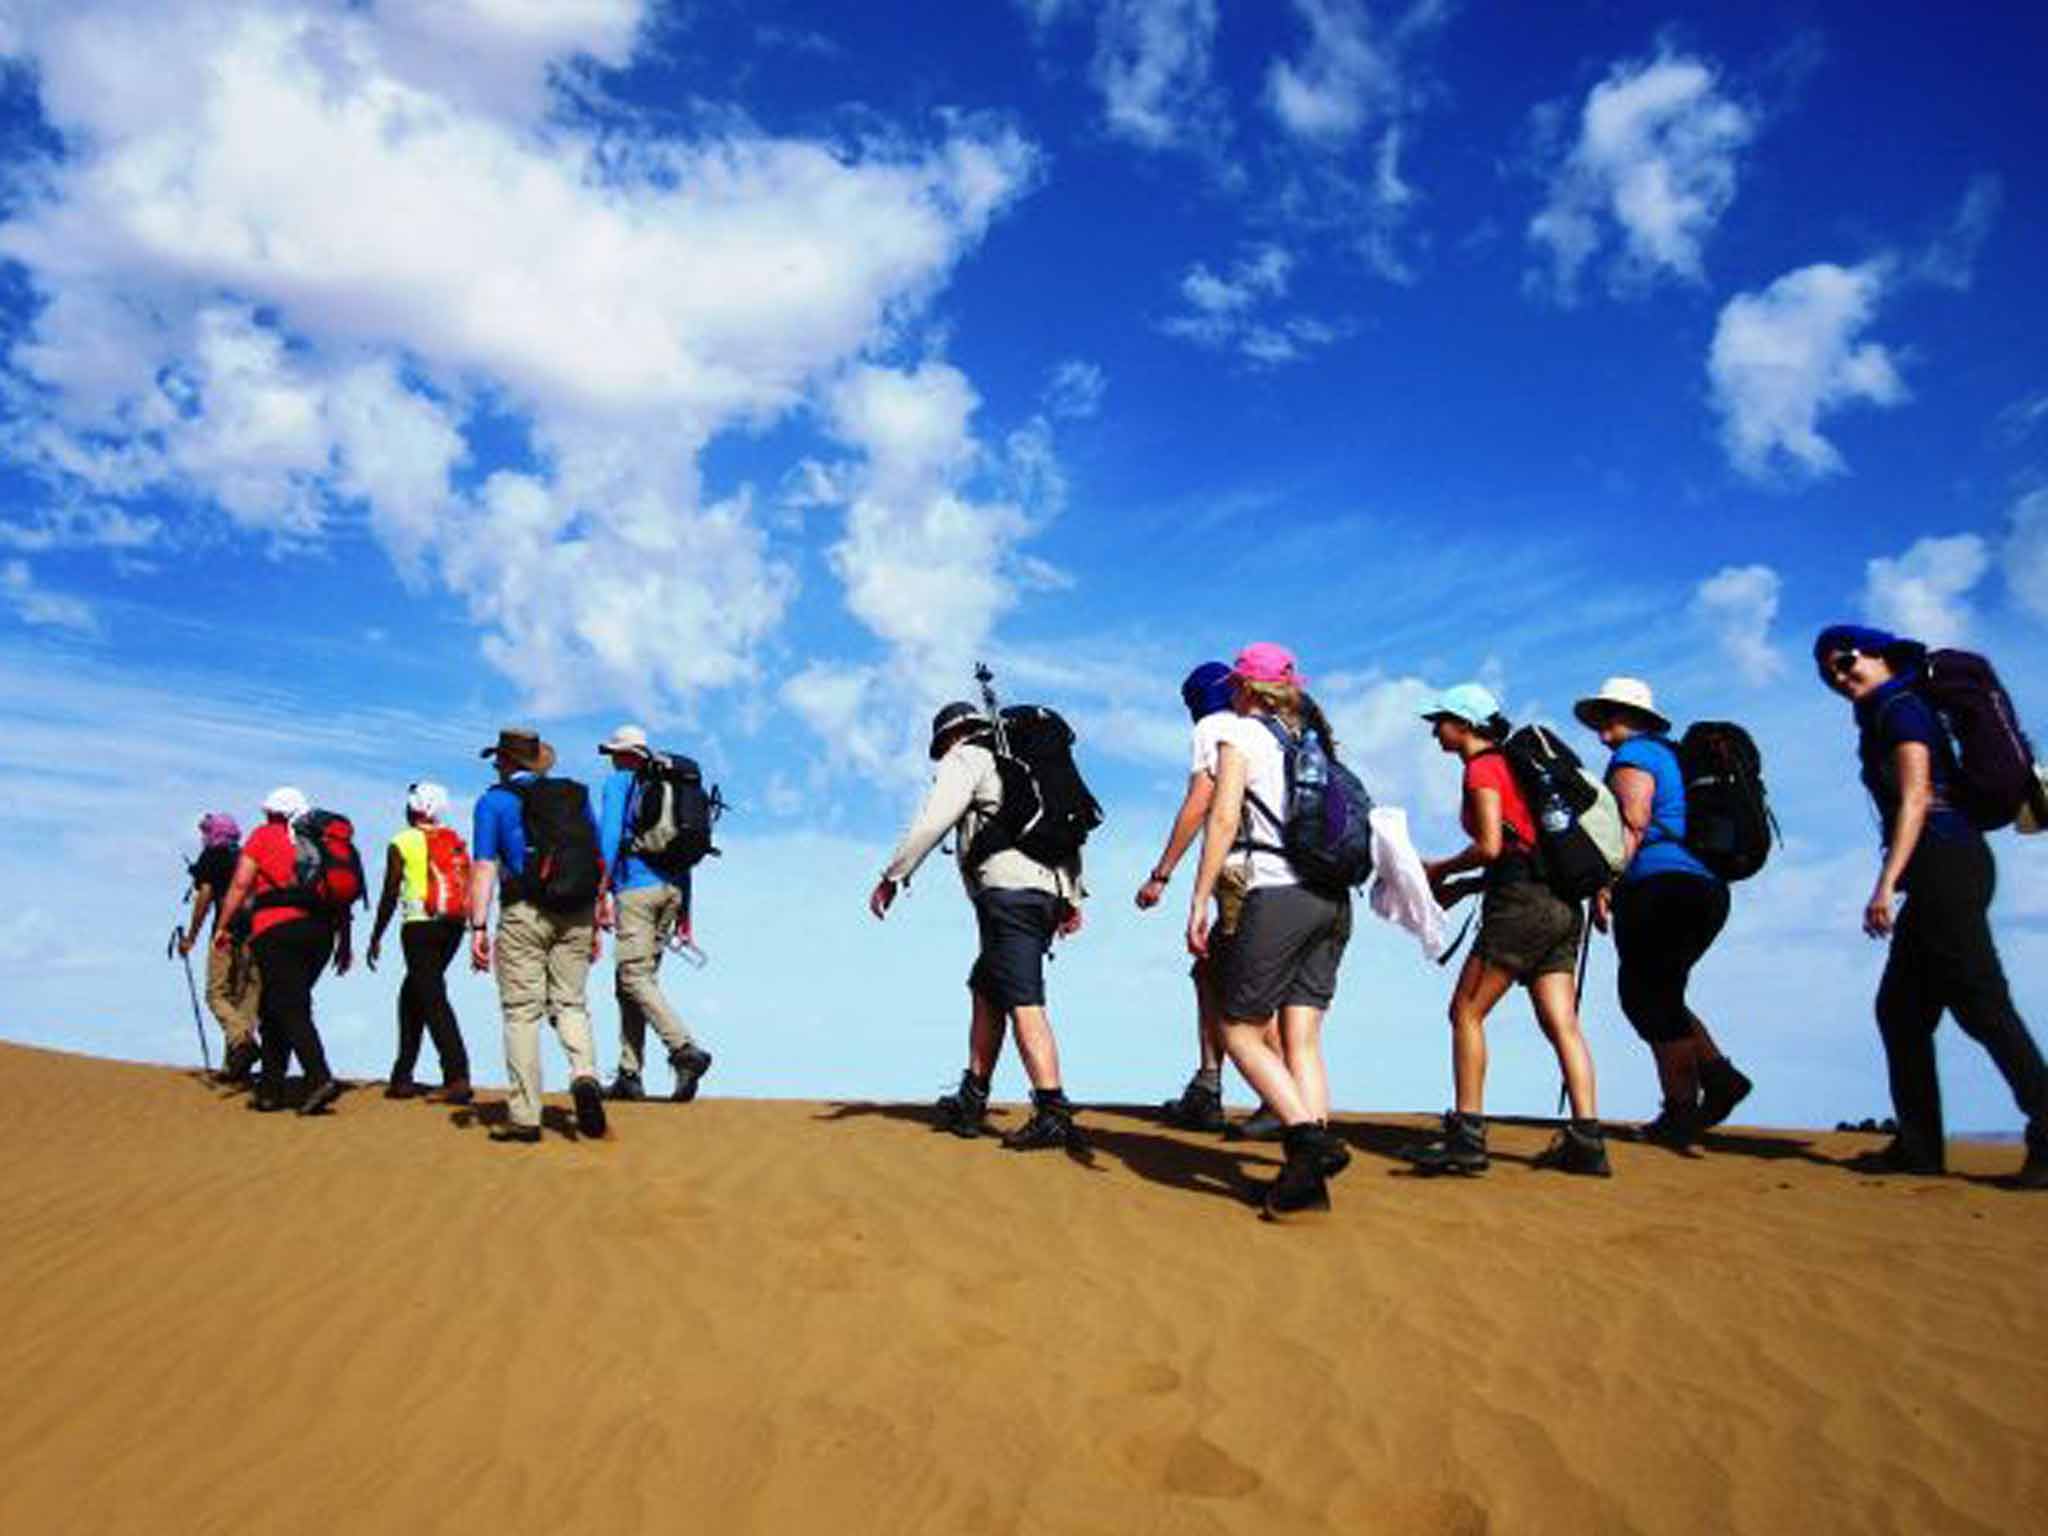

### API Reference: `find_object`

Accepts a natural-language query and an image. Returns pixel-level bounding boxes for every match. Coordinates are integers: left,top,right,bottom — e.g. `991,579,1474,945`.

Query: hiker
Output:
177,811,261,1084
364,782,473,1104
869,701,1087,1151
1140,660,1282,1137
468,727,610,1145
1403,685,1609,1177
1815,625,2047,1186
213,788,351,1116
596,725,713,1104
1184,643,1355,1216
1575,678,1750,1146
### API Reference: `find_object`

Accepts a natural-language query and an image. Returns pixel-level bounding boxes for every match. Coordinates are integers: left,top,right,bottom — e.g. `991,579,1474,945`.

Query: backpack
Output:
253,810,367,916
628,752,724,874
1656,724,1777,882
1911,649,2045,832
964,705,1103,871
1496,725,1626,902
1240,717,1376,894
506,778,603,914
420,826,472,920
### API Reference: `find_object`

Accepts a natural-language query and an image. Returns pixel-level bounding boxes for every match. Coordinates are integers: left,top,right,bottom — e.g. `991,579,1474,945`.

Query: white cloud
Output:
1707,261,1907,481
1,559,100,635
0,0,1039,715
1527,50,1753,303
1996,390,2048,447
1265,0,1398,145
1089,0,1223,152
1690,563,1784,684
2003,488,2048,625
1042,358,1107,420
1159,244,1344,366
0,499,160,553
1862,533,1989,646
1917,173,2001,291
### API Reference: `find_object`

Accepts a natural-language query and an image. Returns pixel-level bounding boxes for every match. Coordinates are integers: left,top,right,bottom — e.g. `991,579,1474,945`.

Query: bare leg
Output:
967,989,1006,1081
1449,953,1516,1115
1222,1017,1310,1125
1194,964,1227,1074
1010,1003,1063,1092
1278,1005,1330,1122
1530,971,1599,1119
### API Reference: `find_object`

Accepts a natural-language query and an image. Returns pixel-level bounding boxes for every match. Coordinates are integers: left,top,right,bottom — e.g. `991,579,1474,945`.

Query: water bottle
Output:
1536,774,1572,837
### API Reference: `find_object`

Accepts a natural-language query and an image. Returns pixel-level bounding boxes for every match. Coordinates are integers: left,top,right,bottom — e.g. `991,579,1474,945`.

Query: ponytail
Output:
1476,712,1512,744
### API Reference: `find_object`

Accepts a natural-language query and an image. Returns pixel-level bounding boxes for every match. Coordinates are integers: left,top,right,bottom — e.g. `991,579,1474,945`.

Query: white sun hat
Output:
1572,677,1671,734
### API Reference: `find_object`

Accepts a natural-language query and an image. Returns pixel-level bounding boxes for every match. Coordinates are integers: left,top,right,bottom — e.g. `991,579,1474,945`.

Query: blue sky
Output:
1,0,2044,1132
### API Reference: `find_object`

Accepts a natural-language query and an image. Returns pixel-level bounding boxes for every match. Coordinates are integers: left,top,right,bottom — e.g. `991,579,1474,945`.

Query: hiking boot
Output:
489,1124,542,1145
1262,1125,1332,1218
215,1040,259,1086
605,1069,646,1102
1533,1120,1613,1177
571,1076,608,1139
2015,1126,2048,1191
1635,1101,1703,1151
430,1081,473,1106
384,1079,420,1101
1225,1108,1285,1142
298,1078,344,1118
1160,1079,1226,1133
670,1046,713,1104
1401,1111,1489,1176
1002,1091,1082,1152
1846,1136,1944,1176
1313,1123,1352,1178
248,1086,286,1114
1698,1058,1753,1129
934,1072,991,1139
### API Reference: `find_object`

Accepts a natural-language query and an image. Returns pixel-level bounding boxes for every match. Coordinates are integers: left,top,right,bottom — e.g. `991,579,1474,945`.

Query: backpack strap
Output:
1235,716,1296,856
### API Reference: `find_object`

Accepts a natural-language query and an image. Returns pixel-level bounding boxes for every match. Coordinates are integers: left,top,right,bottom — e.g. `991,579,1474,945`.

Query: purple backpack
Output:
1915,649,2042,831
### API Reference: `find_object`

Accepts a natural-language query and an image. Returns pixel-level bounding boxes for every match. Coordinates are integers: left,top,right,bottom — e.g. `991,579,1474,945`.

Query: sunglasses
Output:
1824,650,1862,679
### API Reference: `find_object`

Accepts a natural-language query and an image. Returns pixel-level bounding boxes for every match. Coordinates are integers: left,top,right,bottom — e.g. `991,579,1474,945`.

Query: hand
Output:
213,930,234,953
1185,906,1211,960
869,877,898,920
1059,903,1084,938
1135,875,1166,910
470,929,491,973
597,893,616,932
177,932,196,958
1591,888,1612,935
590,925,604,963
365,937,381,972
334,944,353,978
1864,881,1898,939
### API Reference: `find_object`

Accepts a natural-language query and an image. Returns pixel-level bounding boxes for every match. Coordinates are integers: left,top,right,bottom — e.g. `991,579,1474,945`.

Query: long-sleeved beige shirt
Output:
881,742,1084,902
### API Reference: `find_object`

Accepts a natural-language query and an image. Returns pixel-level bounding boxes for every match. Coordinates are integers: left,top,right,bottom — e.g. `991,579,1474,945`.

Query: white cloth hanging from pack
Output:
1368,806,1447,960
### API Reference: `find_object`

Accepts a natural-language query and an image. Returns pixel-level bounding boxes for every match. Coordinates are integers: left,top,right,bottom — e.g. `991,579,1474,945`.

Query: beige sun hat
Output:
1572,676,1671,734
598,723,650,757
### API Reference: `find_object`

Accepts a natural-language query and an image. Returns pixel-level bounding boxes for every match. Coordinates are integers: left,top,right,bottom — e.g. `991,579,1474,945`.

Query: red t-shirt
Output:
243,820,311,937
1462,751,1536,852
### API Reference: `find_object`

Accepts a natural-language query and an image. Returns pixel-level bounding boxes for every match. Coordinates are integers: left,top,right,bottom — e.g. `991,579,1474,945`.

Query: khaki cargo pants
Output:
205,939,260,1048
495,901,599,1130
614,883,695,1076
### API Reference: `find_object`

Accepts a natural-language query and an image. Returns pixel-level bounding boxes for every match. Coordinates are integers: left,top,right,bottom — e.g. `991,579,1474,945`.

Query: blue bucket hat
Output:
1180,661,1233,722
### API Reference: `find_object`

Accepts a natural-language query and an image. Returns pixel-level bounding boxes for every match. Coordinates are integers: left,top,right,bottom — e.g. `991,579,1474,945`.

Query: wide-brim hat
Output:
599,723,650,756
929,701,988,760
480,727,556,774
1572,676,1670,734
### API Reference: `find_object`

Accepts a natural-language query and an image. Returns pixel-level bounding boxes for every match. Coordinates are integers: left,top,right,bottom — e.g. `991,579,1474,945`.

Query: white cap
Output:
599,723,650,756
262,786,309,820
406,781,448,821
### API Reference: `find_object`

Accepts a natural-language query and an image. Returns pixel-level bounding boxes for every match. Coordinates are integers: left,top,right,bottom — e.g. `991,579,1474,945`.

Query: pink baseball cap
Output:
1231,642,1305,686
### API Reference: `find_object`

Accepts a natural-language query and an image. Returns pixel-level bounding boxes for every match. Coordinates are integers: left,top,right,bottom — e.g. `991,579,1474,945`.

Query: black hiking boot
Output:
1846,1135,1944,1176
384,1079,420,1101
1313,1123,1352,1178
1160,1079,1226,1133
1634,1100,1703,1151
215,1040,259,1086
297,1077,344,1118
1261,1125,1332,1219
571,1076,608,1139
934,1072,991,1139
670,1046,713,1104
1002,1090,1083,1152
1224,1107,1284,1142
248,1084,286,1114
605,1069,646,1102
489,1124,542,1145
1698,1058,1753,1129
1401,1111,1489,1176
2015,1125,2048,1191
1533,1119,1613,1177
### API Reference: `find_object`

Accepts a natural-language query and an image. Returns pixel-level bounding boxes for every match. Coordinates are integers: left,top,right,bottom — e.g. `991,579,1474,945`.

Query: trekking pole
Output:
973,661,1010,756
167,925,213,1072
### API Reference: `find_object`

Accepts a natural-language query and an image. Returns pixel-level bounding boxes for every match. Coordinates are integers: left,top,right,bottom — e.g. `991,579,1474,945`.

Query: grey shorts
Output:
1220,885,1351,1020
1476,878,1582,983
967,888,1061,1011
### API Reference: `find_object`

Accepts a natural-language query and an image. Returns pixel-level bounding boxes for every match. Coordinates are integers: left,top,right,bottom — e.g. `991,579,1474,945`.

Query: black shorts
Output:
1220,885,1351,1020
967,889,1061,1011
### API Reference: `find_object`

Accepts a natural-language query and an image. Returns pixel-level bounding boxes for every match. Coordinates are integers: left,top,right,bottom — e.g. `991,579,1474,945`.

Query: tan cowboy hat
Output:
479,726,556,773
1572,676,1671,734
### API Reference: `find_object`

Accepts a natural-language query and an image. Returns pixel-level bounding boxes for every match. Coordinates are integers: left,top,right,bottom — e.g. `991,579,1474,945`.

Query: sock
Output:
1192,1068,1222,1093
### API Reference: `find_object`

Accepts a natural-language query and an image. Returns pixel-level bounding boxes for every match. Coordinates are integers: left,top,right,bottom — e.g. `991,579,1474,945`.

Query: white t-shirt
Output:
1209,713,1296,891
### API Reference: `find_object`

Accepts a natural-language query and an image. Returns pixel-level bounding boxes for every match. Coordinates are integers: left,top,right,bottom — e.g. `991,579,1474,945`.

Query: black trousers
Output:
1876,836,2046,1151
1612,874,1730,1045
392,920,469,1085
252,917,335,1092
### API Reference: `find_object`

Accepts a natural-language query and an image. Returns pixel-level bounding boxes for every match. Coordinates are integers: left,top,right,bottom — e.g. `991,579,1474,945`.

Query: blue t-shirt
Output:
600,768,690,903
472,772,605,878
1608,736,1715,885
1855,679,1976,846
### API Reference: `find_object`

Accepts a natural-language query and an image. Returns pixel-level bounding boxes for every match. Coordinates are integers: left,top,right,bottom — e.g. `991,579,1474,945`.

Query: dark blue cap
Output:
1181,661,1233,722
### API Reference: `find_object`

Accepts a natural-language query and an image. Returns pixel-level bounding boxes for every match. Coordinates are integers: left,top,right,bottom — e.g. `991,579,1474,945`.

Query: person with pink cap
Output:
177,811,262,1084
1185,642,1354,1217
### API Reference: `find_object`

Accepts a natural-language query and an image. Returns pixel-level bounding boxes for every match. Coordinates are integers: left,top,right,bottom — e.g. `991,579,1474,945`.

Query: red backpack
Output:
254,810,367,915
421,826,471,920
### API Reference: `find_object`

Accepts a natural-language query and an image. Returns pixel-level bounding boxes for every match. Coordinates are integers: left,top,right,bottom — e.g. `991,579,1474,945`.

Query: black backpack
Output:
965,705,1103,871
1912,649,2044,831
1241,717,1376,894
628,752,724,875
1495,726,1627,903
1657,724,1777,881
507,778,602,914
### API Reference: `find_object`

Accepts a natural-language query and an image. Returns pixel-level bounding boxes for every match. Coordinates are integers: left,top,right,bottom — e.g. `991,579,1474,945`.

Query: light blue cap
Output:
1421,683,1501,729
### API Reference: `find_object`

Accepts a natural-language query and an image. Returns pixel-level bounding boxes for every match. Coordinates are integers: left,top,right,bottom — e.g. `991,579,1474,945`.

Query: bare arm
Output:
212,852,260,948
1867,742,1932,938
1139,770,1215,908
1186,745,1247,957
1610,765,1655,866
366,844,404,965
469,859,499,970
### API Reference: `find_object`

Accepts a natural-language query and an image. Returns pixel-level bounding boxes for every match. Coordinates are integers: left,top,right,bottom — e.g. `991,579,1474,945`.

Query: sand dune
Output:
0,1041,2042,1535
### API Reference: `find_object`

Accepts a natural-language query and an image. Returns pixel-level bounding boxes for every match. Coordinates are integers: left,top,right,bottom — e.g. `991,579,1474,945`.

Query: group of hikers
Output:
177,627,2048,1219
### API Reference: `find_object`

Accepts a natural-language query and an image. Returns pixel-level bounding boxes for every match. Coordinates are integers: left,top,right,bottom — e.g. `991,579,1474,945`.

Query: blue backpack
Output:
1241,717,1376,894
